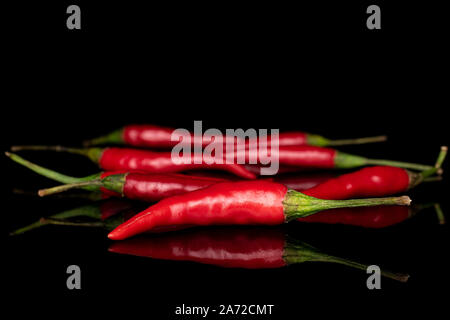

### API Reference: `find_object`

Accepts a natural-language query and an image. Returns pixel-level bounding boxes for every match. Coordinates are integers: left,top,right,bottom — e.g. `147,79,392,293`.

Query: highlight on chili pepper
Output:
106,180,411,240
83,123,387,148
108,227,409,282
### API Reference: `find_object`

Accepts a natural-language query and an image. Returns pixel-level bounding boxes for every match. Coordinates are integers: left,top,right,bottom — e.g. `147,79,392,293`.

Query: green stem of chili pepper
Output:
407,146,447,188
282,191,411,221
420,146,447,179
334,152,435,171
422,176,442,183
40,215,126,231
5,151,101,184
38,180,103,196
83,128,124,146
5,152,102,191
12,188,104,200
307,134,387,147
434,204,445,225
38,174,126,197
10,146,104,163
39,217,105,228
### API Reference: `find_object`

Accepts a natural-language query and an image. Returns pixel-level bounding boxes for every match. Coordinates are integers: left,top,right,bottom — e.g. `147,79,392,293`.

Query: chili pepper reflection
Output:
108,227,408,282
9,199,141,236
298,204,435,229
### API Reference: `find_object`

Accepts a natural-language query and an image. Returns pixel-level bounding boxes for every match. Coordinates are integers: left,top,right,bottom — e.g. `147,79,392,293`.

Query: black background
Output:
3,1,449,319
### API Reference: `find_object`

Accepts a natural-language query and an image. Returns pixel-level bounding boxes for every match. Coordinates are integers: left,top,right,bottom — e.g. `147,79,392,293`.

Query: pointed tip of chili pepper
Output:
108,219,138,240
5,151,11,157
108,225,123,240
108,230,121,240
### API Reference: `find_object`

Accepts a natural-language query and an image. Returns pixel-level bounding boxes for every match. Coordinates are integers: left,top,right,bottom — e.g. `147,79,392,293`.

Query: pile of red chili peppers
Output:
7,124,447,281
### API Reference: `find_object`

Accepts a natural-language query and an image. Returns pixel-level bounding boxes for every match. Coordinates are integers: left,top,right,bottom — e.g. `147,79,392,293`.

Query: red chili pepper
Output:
83,124,387,148
108,227,409,281
299,147,446,200
6,152,230,201
11,143,437,173
8,146,256,179
230,145,439,171
107,180,411,240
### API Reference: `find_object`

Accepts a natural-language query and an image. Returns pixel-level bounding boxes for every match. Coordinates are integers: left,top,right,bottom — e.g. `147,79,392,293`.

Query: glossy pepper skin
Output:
301,166,411,200
290,146,447,199
108,181,287,240
7,146,256,179
84,124,386,148
230,145,434,171
108,180,410,240
124,125,238,148
99,148,256,179
40,172,228,201
121,173,227,202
